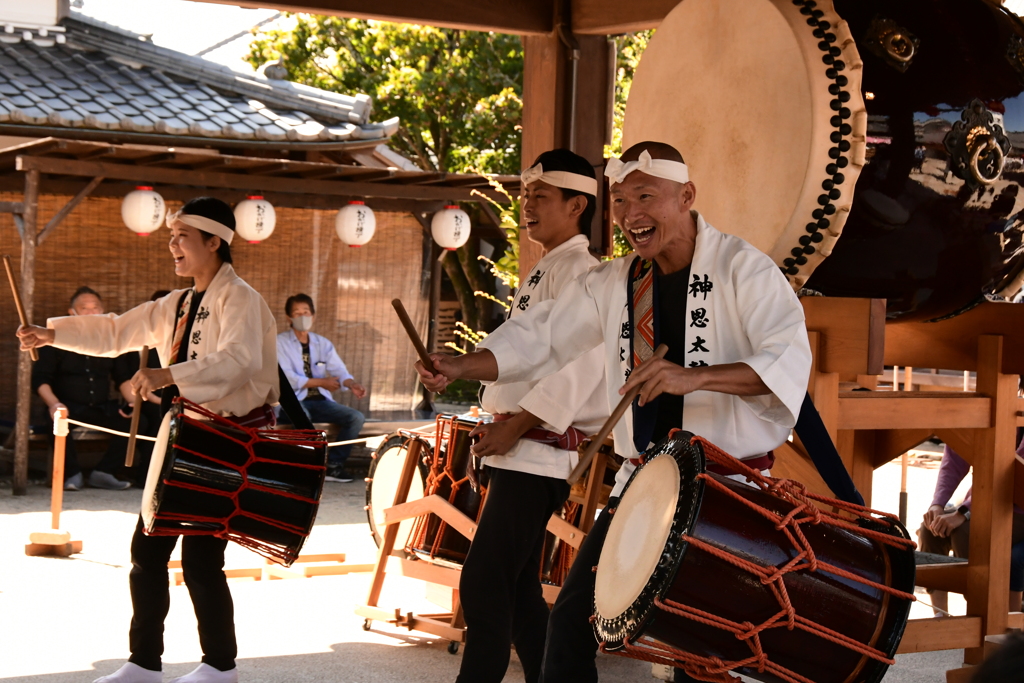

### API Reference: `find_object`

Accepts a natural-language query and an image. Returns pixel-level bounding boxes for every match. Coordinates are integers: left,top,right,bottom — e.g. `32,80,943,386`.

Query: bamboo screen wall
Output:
0,193,431,423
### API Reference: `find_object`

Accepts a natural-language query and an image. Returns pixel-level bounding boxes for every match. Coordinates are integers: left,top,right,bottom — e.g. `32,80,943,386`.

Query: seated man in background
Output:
919,443,1024,614
277,293,366,482
32,286,137,490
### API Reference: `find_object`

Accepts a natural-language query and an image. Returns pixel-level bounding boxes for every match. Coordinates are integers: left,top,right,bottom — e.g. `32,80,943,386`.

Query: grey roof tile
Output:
0,14,395,147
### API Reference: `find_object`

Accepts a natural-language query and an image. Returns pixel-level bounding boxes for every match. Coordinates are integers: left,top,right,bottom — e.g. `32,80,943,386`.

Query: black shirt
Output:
161,290,206,413
651,265,691,445
300,340,325,400
33,345,135,408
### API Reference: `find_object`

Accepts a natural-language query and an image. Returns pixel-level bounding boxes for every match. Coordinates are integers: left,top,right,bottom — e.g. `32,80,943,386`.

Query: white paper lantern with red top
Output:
431,204,470,250
121,186,166,236
335,200,376,247
234,195,276,244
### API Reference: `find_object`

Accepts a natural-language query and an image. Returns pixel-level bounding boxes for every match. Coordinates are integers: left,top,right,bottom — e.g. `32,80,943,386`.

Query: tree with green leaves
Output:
247,17,523,335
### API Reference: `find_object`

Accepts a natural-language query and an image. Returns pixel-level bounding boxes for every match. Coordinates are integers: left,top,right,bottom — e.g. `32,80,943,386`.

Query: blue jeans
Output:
301,398,365,466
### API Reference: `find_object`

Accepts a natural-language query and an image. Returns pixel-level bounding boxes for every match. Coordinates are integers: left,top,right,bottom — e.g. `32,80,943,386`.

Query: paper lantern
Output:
431,205,470,250
335,200,376,247
121,186,166,236
234,195,276,243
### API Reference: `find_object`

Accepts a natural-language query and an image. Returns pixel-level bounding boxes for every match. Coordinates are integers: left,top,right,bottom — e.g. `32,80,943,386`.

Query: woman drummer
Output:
18,197,280,683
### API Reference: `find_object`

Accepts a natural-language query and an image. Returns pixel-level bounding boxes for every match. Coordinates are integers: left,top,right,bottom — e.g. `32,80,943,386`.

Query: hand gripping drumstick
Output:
392,298,439,376
3,254,38,362
567,344,668,486
125,345,149,468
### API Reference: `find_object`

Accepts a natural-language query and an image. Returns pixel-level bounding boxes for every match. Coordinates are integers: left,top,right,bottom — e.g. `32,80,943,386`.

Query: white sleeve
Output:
516,344,605,434
49,295,179,359
478,269,605,384
732,251,812,428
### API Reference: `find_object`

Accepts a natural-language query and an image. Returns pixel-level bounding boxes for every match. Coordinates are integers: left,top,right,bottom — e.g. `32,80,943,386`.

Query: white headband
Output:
605,149,690,186
167,210,235,245
521,163,599,195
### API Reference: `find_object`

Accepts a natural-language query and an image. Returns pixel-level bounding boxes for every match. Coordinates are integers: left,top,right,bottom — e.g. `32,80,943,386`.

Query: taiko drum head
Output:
141,408,175,531
623,0,867,288
365,435,428,548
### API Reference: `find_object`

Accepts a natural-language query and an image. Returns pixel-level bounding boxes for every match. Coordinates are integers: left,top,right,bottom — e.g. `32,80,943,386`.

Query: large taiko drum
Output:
626,0,1024,321
364,431,432,549
407,414,487,565
142,399,327,567
593,433,916,683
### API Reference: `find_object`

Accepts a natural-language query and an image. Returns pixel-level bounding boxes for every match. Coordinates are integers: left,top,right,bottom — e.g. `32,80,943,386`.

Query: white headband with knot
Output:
521,163,599,195
605,149,690,186
167,209,235,245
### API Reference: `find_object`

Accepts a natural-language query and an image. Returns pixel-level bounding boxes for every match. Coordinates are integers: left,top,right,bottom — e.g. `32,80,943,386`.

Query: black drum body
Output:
143,400,327,566
807,0,1024,320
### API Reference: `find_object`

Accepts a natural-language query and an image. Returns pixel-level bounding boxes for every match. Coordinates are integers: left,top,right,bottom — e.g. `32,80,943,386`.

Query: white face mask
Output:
291,315,313,332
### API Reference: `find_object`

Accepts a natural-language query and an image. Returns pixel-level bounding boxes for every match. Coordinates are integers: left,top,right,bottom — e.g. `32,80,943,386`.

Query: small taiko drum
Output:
364,431,433,549
593,432,916,683
142,398,327,567
407,414,487,565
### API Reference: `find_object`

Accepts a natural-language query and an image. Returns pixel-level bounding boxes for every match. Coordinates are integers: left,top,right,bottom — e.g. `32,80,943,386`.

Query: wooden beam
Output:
836,394,991,431
802,298,885,377
571,0,676,34
13,169,39,496
36,176,103,246
15,155,505,203
0,201,24,213
871,429,935,469
197,0,553,34
916,563,968,594
896,616,982,654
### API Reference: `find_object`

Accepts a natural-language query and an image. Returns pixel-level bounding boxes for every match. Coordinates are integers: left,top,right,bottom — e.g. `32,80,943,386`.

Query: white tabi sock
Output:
168,663,238,683
93,662,162,683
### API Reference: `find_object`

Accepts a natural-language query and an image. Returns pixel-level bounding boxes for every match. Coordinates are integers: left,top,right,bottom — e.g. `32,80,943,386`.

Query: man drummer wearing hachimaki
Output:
18,197,279,683
416,142,812,682
453,149,609,683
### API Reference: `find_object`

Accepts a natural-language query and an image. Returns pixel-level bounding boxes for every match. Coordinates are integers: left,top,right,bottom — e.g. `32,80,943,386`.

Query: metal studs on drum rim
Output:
622,0,867,290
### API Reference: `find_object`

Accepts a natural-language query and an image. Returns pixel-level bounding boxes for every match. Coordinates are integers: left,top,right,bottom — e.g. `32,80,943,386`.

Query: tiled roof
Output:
0,13,399,147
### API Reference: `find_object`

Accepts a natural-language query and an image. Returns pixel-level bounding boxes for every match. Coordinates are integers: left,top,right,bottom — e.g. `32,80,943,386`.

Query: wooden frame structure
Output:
356,432,611,650
773,298,1023,679
1,137,518,495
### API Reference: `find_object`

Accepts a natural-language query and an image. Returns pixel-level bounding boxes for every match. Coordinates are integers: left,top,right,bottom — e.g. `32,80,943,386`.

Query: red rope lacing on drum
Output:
408,415,488,560
598,434,917,683
149,398,326,566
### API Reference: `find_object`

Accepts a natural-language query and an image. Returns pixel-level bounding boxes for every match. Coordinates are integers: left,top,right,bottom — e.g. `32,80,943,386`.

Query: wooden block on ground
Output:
897,616,983,653
945,666,976,683
29,530,71,545
25,540,81,557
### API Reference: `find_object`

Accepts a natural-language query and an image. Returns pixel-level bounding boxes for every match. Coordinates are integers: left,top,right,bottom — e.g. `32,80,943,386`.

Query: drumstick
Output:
125,345,149,468
3,254,38,362
567,344,668,486
392,298,437,375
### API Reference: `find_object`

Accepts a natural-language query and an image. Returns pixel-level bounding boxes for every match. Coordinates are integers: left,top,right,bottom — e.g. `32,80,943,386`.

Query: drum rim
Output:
143,401,184,533
593,432,706,649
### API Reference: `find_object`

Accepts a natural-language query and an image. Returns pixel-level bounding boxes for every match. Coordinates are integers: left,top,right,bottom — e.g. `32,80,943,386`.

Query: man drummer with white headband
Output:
416,142,811,682
19,197,280,683
454,149,608,683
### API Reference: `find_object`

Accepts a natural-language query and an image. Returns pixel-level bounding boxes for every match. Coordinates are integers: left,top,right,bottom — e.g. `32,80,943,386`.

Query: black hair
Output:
70,286,101,307
530,149,597,237
620,141,686,164
285,293,316,317
180,196,235,264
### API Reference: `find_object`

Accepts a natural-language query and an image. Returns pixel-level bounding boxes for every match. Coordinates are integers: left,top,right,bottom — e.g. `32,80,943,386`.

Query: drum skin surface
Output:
807,0,1024,320
364,433,429,548
627,0,1024,320
593,435,915,683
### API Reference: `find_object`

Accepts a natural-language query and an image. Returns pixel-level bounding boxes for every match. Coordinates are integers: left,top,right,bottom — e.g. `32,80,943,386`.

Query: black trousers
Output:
54,401,149,478
456,467,570,683
128,518,236,672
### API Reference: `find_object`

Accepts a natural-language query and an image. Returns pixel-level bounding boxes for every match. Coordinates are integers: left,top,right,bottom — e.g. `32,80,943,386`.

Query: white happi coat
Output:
478,212,811,496
48,263,280,417
481,234,608,479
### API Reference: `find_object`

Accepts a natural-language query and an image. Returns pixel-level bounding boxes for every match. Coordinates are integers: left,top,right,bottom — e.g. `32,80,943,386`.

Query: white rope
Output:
65,418,158,442
325,436,382,447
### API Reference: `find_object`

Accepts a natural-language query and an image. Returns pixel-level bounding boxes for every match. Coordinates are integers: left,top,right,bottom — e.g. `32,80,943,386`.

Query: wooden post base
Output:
25,539,82,557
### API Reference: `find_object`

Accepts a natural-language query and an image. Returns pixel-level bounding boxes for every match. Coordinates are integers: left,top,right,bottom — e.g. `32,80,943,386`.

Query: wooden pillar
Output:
520,23,613,275
964,334,1016,663
13,169,39,496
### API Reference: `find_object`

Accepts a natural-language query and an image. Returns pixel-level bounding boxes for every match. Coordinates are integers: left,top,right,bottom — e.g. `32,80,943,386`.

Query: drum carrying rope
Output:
598,435,917,683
